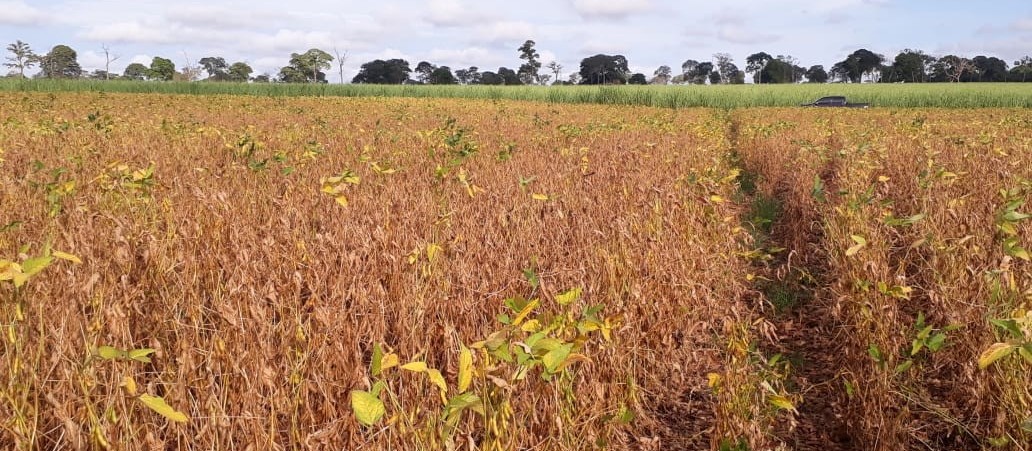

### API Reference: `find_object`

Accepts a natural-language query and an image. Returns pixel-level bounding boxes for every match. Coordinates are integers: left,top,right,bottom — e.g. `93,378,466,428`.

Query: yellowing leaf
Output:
334,195,348,206
381,353,399,373
121,375,138,396
556,287,582,306
845,236,867,256
531,193,549,201
97,345,126,360
706,372,722,388
457,346,473,393
978,342,1017,369
520,319,541,332
350,390,385,427
138,394,188,423
709,195,725,203
128,348,157,363
426,243,443,262
511,298,540,326
426,369,448,402
51,251,82,264
877,176,890,182
769,395,796,411
401,361,428,373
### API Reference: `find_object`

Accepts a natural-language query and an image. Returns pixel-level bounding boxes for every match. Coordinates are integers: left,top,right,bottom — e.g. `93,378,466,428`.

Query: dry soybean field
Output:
0,92,1030,450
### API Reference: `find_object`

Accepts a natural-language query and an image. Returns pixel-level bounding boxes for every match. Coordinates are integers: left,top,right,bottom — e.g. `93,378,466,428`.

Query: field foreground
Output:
0,93,1029,450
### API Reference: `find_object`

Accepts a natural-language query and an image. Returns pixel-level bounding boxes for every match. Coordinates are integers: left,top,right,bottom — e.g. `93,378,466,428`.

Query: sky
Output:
1,0,1030,81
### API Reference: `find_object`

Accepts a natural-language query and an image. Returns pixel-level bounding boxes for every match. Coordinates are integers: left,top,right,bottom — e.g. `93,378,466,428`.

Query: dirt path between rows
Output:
726,114,856,451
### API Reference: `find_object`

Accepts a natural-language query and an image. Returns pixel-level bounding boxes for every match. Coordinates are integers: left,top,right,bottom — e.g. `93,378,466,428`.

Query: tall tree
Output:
429,66,458,84
479,71,503,85
517,39,542,84
228,62,253,82
757,58,796,83
680,59,698,84
651,65,672,84
936,55,973,83
971,55,1008,82
833,49,885,83
545,61,562,85
38,45,82,79
804,65,828,83
713,53,735,84
883,49,933,83
333,48,347,84
199,57,229,81
101,44,119,80
1011,56,1032,82
414,61,436,84
578,54,629,85
123,63,149,81
281,49,333,83
746,52,773,83
628,73,647,84
351,59,412,84
148,57,175,81
4,40,36,77
498,67,522,85
455,66,480,84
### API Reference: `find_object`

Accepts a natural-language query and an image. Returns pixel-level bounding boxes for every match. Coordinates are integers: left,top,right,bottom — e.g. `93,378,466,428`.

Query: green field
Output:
1,78,1030,108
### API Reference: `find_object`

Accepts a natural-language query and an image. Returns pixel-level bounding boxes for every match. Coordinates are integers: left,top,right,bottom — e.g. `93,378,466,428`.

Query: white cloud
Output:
427,47,508,68
424,0,494,27
79,20,187,45
0,0,48,25
716,26,781,45
1011,18,1032,32
473,21,537,45
569,0,653,20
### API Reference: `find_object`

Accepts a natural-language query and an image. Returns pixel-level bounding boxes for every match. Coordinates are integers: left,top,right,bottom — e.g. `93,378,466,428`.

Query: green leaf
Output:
128,348,156,363
1002,210,1031,222
522,268,539,289
350,390,385,427
530,337,563,354
1018,344,1032,364
894,359,913,374
990,319,1024,340
926,333,947,352
371,343,384,377
555,287,582,306
542,343,574,374
138,394,188,423
978,342,1017,369
445,392,482,415
20,256,53,277
867,344,883,363
97,345,127,360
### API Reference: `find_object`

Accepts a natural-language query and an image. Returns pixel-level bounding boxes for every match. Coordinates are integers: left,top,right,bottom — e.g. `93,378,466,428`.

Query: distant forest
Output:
6,39,1032,85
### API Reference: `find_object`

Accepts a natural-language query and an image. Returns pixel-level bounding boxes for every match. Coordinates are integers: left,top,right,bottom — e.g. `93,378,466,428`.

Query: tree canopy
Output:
352,59,412,84
578,54,629,85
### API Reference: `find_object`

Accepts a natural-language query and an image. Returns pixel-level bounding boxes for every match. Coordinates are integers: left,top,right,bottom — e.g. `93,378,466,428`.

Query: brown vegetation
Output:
0,93,1028,450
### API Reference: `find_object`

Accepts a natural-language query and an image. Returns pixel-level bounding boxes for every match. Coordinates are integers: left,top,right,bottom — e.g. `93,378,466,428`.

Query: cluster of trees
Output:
6,39,1032,85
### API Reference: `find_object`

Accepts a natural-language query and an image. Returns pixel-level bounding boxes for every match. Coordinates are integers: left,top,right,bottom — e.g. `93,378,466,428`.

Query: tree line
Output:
5,40,1032,85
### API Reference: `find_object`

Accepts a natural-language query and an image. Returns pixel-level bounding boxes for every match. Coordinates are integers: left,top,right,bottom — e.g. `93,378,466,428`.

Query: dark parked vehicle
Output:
801,96,870,108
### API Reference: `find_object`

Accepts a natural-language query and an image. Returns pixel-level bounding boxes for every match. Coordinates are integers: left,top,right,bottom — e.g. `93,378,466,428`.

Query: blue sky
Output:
2,0,1029,81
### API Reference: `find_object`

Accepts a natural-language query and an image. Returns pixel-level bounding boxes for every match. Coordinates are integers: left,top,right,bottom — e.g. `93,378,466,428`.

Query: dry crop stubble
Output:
0,93,788,449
